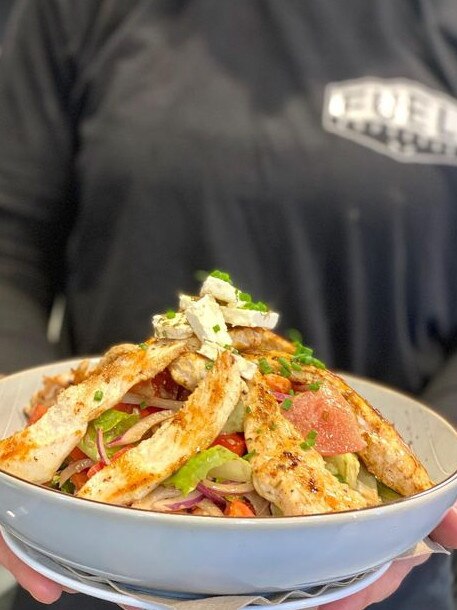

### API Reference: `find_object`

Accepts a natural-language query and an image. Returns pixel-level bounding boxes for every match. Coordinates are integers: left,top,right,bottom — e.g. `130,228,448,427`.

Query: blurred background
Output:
0,2,17,608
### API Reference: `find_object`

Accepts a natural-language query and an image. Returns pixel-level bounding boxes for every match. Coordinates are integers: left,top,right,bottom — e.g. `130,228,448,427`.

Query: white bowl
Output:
0,360,456,595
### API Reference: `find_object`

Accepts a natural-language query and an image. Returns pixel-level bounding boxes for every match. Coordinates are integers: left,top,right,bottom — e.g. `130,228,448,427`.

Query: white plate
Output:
1,527,391,610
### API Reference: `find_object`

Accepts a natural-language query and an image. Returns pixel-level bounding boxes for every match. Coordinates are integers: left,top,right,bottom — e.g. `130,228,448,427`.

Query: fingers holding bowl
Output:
0,532,63,604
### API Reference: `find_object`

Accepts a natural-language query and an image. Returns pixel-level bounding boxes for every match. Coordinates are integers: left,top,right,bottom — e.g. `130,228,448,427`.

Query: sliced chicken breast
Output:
289,366,433,496
77,350,243,505
243,349,433,496
244,375,370,515
0,340,187,484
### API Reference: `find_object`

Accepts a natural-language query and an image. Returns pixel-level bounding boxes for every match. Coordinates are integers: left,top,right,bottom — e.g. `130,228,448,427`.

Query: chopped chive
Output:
287,329,303,344
290,361,302,371
242,300,268,312
258,357,273,374
278,357,291,372
288,389,295,396
281,398,293,411
139,401,147,409
138,342,148,350
213,324,221,333
238,291,252,302
245,406,252,414
205,361,215,370
300,430,318,451
308,381,323,392
291,341,326,369
165,309,176,319
93,390,103,402
209,270,232,284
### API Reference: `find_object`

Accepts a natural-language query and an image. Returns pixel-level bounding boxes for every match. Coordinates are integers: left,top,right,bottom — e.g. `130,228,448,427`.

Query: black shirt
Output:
0,2,455,608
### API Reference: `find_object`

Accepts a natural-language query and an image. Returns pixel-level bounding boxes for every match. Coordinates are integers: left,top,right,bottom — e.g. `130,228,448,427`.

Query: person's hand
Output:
318,504,457,610
1,505,456,608
0,533,63,604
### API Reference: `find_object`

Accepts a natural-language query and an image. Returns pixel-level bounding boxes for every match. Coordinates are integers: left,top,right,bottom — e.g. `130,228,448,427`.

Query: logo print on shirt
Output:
322,78,457,165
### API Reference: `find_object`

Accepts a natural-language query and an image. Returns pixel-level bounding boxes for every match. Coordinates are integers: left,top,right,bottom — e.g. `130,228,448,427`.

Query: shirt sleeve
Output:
0,0,77,372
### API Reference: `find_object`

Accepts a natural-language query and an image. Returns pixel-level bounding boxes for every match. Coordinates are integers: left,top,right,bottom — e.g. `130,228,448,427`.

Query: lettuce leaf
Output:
165,445,238,496
78,409,139,461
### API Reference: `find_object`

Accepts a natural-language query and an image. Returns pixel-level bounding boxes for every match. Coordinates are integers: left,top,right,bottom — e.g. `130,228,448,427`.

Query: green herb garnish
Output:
278,357,292,378
93,390,103,402
138,342,148,350
205,361,214,371
139,401,147,409
281,398,293,411
291,342,326,369
258,358,273,374
242,300,268,312
213,324,221,333
300,430,318,451
245,406,252,414
210,270,232,284
166,309,176,319
308,381,323,392
238,291,252,302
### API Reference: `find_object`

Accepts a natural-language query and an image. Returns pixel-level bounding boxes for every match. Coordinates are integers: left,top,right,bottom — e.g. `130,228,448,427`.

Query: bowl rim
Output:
1,358,456,527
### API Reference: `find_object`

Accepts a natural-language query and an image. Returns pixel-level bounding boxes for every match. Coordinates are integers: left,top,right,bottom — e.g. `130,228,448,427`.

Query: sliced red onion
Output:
122,392,183,411
196,483,226,510
108,410,174,447
96,427,110,465
201,479,254,495
162,490,205,511
273,391,292,402
131,486,182,510
195,498,224,517
59,458,94,487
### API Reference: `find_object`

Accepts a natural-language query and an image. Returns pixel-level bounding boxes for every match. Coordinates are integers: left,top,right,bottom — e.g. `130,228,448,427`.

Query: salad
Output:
0,271,433,517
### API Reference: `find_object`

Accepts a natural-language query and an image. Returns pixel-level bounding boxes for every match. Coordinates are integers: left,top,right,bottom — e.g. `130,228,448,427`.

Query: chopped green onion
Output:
291,342,326,369
209,270,232,284
242,301,268,312
238,291,252,302
139,401,147,409
213,324,221,333
290,361,302,371
308,381,323,392
205,361,214,371
281,398,293,411
166,309,176,319
138,342,148,350
300,430,318,451
287,329,303,344
258,358,273,374
245,406,252,414
288,389,295,396
93,390,103,402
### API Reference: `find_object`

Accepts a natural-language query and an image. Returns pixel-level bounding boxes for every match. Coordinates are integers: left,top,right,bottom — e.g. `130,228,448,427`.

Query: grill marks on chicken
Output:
77,351,242,505
0,340,187,484
242,349,433,497
289,366,433,496
244,376,370,515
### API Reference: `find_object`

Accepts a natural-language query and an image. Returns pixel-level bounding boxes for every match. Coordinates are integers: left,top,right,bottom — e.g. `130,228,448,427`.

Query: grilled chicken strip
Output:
229,328,294,353
243,350,433,496
244,375,370,515
289,365,433,496
0,340,187,484
78,351,243,505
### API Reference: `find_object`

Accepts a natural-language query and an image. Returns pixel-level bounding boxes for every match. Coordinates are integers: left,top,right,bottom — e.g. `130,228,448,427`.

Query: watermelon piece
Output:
283,383,366,456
